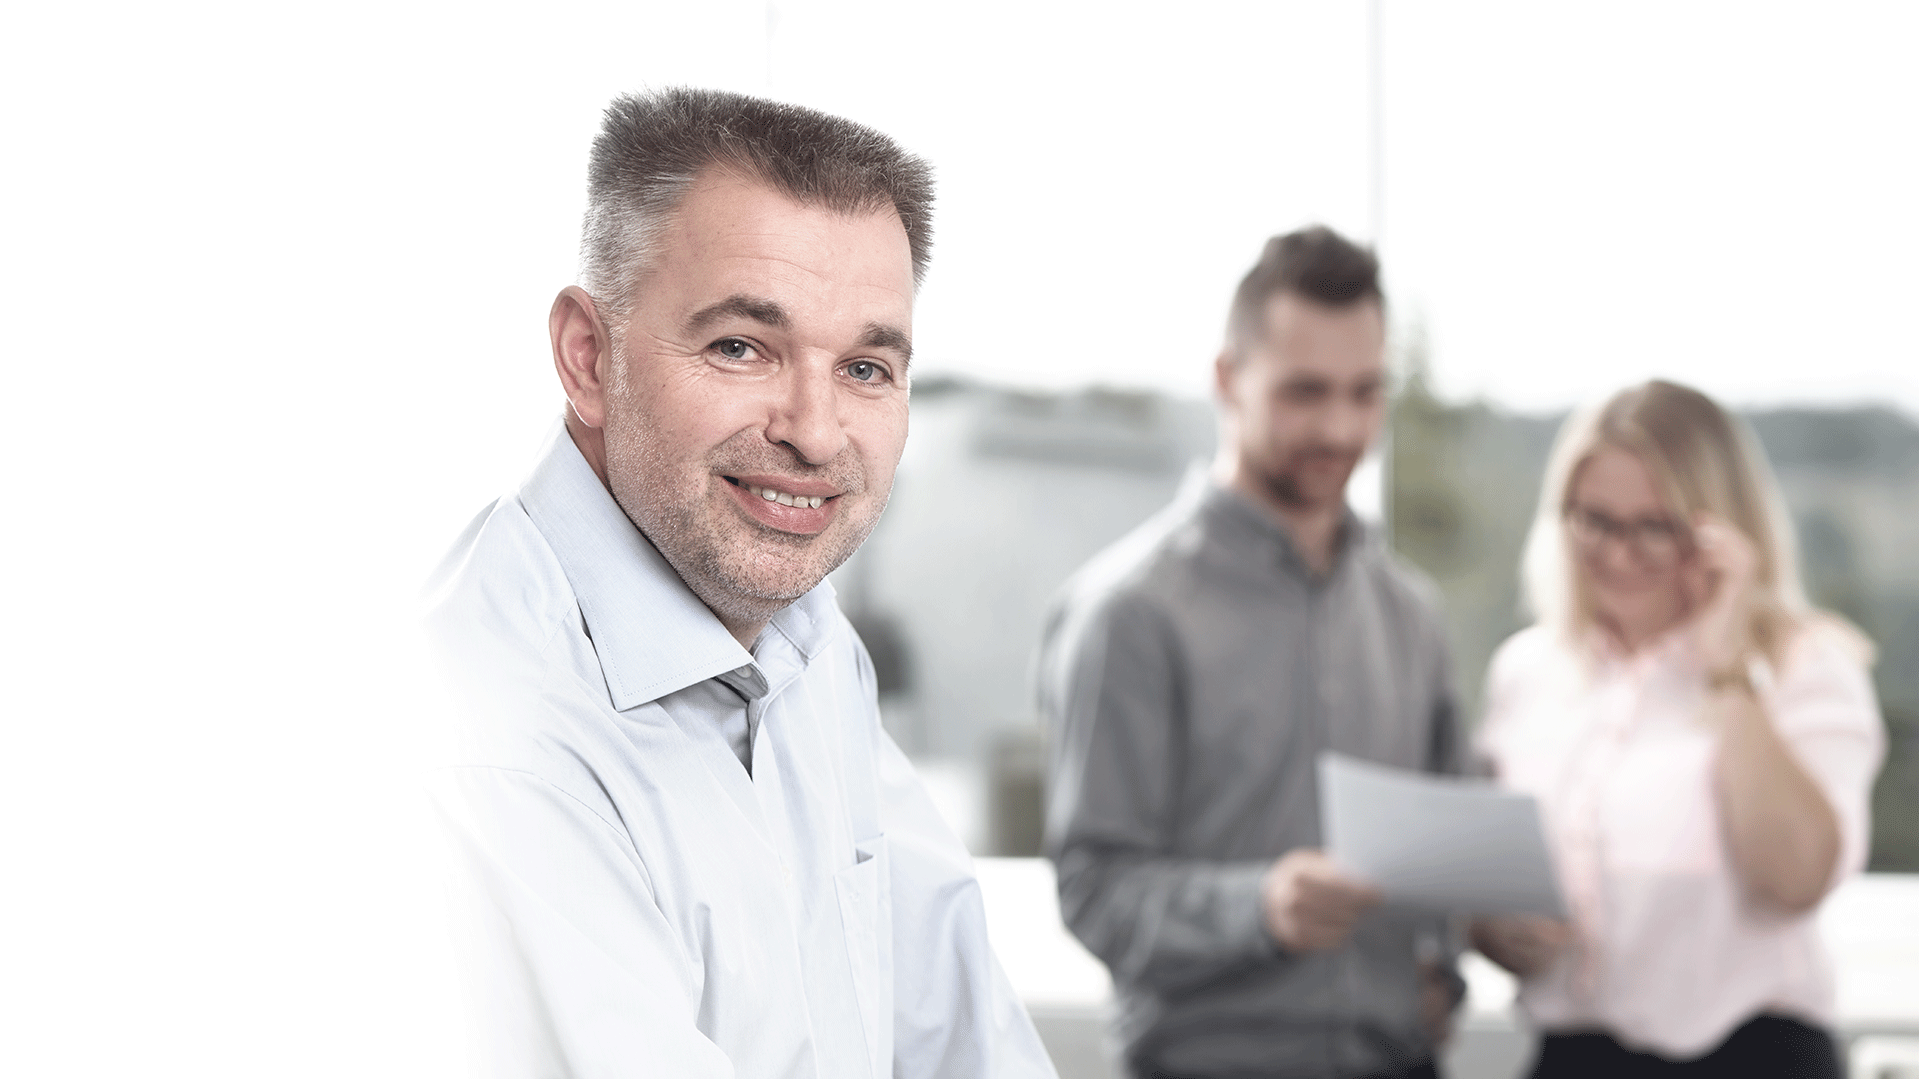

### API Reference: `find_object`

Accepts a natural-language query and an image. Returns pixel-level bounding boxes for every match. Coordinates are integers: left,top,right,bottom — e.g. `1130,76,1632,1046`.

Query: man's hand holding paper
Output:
1258,849,1382,952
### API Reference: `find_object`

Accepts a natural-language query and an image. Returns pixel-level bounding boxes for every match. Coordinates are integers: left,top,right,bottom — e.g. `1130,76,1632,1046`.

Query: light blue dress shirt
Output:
424,424,1055,1079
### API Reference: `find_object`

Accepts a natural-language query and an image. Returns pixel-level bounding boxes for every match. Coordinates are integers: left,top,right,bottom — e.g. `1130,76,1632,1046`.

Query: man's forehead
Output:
1250,293,1385,376
1259,291,1384,334
636,173,914,303
673,173,908,252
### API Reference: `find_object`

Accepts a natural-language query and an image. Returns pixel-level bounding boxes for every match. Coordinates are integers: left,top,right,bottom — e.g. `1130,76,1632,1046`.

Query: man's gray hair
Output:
580,87,936,326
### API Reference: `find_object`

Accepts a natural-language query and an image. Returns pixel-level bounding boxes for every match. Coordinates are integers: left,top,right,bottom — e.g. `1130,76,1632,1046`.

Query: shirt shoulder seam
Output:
439,763,636,851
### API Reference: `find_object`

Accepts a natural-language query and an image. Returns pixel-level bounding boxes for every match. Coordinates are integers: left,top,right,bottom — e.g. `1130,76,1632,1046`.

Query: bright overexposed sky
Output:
2,2,1915,1074
15,1,1911,518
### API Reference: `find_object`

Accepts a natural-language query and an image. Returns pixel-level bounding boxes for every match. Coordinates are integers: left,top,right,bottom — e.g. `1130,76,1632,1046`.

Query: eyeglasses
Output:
1563,506,1690,562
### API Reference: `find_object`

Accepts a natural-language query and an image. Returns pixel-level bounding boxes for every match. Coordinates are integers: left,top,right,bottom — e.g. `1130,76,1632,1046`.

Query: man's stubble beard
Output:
1258,445,1362,514
601,398,890,630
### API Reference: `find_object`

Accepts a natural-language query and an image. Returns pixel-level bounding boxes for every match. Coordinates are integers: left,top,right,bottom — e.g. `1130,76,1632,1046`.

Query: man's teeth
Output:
745,483,825,509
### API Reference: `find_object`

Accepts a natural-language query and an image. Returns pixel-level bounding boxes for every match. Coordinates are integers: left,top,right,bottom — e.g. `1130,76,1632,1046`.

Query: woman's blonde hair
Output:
1520,379,1871,667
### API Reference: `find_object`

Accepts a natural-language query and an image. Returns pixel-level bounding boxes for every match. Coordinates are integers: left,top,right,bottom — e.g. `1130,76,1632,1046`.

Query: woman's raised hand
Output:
1680,513,1760,674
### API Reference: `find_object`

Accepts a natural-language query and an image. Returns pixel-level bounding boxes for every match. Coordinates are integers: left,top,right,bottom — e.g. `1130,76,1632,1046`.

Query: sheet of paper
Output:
1318,752,1566,917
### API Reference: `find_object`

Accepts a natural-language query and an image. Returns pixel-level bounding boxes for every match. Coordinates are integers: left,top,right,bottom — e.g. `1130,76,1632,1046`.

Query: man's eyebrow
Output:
682,294,791,337
858,322,913,367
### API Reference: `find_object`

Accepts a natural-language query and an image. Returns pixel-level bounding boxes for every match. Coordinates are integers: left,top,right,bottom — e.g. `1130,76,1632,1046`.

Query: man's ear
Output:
551,286,613,429
1214,347,1240,409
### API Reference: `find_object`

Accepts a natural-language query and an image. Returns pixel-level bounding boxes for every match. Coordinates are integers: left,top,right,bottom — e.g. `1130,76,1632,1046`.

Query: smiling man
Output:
425,89,1054,1079
1038,227,1466,1079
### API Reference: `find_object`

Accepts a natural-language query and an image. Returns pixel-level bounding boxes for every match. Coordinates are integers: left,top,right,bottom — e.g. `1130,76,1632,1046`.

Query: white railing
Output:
974,859,1919,1079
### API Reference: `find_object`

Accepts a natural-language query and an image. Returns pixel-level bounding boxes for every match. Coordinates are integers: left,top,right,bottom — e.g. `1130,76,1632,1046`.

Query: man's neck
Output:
564,411,611,488
722,617,769,651
1270,501,1345,579
1219,469,1346,578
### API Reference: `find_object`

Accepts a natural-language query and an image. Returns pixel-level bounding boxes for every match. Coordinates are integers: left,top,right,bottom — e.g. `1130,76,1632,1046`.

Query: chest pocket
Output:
835,834,891,1079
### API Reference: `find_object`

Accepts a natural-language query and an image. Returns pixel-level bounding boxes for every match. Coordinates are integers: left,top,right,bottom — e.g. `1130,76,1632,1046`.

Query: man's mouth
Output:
724,476,832,509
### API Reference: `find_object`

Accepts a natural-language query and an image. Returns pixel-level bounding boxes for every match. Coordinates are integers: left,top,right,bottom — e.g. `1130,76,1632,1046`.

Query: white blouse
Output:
1476,623,1885,1059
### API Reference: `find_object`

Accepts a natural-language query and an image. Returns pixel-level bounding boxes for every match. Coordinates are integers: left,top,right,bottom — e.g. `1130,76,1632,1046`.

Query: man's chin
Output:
644,500,882,628
1265,473,1358,514
676,561,820,631
698,531,861,613
715,549,826,596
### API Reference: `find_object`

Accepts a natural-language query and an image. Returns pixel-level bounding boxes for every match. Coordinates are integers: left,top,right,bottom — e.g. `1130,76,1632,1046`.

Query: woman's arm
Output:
1710,679,1841,913
1687,517,1841,913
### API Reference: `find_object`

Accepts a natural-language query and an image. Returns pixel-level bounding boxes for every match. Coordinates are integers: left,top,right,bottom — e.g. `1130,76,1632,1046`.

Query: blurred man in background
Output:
1039,226,1464,1079
425,88,1054,1078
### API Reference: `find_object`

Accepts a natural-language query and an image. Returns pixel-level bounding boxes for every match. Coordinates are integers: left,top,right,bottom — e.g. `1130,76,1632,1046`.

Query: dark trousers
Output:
1530,1015,1841,1079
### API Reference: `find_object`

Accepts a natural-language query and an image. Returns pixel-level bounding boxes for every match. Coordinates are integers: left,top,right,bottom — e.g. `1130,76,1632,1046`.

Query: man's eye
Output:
713,338,755,361
846,360,885,383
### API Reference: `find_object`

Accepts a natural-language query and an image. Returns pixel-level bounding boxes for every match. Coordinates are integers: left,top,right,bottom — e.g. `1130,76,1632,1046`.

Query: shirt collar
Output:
1200,480,1369,582
516,422,840,712
1584,621,1700,676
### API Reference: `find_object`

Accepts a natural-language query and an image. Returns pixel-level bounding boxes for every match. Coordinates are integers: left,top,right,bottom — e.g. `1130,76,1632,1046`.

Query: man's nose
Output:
763,362,846,465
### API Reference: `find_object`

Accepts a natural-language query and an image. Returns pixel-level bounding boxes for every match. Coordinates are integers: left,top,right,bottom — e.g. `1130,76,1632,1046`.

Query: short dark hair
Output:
1224,225,1382,352
580,87,936,323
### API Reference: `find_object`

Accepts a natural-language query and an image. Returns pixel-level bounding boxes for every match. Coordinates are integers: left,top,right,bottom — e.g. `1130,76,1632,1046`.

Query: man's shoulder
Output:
1052,486,1211,626
420,496,621,773
1350,534,1448,625
423,494,580,661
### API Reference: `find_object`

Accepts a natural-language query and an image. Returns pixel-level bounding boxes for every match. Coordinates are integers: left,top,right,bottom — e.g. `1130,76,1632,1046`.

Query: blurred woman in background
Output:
1472,380,1885,1078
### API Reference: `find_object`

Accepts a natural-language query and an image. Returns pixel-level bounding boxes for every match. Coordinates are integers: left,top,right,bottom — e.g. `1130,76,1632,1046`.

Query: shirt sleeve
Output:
1767,627,1889,882
873,731,1058,1079
1039,589,1280,994
429,766,735,1079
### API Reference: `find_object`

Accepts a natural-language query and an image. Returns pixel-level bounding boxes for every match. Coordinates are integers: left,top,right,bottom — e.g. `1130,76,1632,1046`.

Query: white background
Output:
3,2,1914,1074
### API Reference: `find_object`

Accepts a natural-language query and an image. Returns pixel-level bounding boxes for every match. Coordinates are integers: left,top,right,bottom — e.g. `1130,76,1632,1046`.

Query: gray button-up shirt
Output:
1038,478,1463,1079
